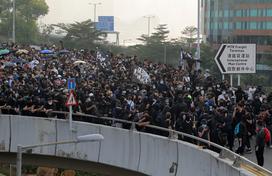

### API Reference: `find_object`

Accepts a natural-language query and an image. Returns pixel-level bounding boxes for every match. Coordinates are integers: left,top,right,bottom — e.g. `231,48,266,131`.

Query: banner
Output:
96,50,110,69
133,66,151,84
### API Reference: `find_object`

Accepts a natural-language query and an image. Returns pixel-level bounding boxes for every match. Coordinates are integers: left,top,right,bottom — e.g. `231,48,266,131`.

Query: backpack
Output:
234,122,241,136
264,127,271,143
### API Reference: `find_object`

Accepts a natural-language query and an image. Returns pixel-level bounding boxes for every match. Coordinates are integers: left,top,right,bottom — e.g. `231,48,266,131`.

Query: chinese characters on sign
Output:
215,44,256,74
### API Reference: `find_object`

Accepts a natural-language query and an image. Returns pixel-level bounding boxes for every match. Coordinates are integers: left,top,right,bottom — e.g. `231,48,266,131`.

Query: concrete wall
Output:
0,115,255,176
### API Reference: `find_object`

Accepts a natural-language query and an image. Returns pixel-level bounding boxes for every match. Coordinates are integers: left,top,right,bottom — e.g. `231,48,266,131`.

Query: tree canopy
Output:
181,26,198,48
53,20,107,49
0,0,49,43
138,24,169,45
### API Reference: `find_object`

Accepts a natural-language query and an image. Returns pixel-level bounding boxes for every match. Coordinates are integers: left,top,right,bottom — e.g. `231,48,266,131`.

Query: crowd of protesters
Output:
0,43,272,166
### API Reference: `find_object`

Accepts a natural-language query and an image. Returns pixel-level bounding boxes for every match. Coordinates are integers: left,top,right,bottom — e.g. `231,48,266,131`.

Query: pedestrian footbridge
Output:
0,115,270,176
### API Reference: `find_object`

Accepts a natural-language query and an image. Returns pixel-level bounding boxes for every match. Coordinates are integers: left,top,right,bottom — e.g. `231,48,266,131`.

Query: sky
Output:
42,0,197,44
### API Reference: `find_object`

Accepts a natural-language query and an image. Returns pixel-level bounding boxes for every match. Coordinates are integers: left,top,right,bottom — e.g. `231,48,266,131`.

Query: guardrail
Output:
1,108,272,175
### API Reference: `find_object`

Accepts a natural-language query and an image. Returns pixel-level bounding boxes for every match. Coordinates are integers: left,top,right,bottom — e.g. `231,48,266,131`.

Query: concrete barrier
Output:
0,115,262,176
138,134,178,176
55,120,101,161
0,115,10,151
99,126,140,171
10,115,56,155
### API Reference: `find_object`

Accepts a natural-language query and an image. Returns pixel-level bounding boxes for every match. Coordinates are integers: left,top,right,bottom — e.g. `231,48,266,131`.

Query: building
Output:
202,0,272,63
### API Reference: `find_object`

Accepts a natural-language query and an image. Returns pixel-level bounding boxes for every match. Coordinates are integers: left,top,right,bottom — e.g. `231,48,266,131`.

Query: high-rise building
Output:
202,0,272,63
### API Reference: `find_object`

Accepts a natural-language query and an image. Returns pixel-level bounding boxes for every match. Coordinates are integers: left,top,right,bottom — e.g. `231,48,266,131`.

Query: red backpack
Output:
264,128,271,143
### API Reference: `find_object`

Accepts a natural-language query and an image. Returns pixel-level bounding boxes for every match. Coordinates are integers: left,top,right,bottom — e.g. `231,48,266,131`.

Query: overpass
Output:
0,115,270,176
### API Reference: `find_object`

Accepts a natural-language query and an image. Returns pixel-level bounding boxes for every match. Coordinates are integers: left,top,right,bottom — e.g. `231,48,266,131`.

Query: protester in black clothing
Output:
198,119,210,148
235,86,246,103
255,120,266,166
1,43,272,158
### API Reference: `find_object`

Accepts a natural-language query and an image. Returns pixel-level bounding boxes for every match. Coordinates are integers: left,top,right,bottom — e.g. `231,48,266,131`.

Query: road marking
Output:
241,164,268,176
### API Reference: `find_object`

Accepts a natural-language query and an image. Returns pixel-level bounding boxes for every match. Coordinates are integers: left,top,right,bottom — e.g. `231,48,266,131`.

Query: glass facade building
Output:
202,0,272,62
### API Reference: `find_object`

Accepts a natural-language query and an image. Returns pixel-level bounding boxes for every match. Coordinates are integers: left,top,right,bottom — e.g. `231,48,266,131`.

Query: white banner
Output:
133,67,151,84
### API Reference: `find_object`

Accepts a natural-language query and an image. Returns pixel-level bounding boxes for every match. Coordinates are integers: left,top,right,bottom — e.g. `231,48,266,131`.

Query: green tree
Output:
138,24,169,45
181,26,198,48
40,24,54,43
0,0,49,43
135,24,171,63
53,19,106,49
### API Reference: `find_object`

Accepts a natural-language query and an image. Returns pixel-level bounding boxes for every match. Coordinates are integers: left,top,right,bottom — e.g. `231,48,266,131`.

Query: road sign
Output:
65,91,78,106
95,16,114,32
68,78,76,90
214,44,256,74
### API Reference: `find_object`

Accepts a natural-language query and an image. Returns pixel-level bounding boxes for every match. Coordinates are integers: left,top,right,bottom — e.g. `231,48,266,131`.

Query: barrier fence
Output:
0,108,272,175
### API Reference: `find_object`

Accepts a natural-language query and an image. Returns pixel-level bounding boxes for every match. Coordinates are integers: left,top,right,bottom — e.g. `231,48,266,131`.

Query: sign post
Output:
69,106,73,130
238,74,241,86
215,44,256,87
230,74,233,87
66,79,77,131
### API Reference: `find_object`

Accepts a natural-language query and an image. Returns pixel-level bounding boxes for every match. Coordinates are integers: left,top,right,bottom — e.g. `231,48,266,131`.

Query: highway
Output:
244,137,272,171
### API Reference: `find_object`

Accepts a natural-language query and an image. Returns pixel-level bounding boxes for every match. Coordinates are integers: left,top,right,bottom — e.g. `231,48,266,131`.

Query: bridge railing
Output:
1,108,272,175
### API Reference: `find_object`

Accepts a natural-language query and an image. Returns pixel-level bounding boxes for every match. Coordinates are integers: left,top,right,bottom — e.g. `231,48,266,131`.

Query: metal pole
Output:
10,164,12,176
164,44,167,64
144,16,154,37
230,74,233,87
196,0,201,70
147,17,150,37
238,74,241,86
69,106,73,131
12,0,16,43
16,145,22,176
94,4,96,22
89,3,101,22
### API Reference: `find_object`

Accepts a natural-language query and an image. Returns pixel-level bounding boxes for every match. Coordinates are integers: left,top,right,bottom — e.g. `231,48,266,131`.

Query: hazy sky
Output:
43,0,197,44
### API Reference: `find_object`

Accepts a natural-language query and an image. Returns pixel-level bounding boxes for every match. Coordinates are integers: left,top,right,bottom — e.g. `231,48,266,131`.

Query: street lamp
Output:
143,15,155,37
196,0,201,70
89,2,101,22
16,134,104,176
12,0,16,43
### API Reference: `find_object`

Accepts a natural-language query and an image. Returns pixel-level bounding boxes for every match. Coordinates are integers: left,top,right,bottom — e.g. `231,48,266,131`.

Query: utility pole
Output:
144,15,155,37
12,0,16,43
89,2,101,22
164,44,167,64
196,0,201,70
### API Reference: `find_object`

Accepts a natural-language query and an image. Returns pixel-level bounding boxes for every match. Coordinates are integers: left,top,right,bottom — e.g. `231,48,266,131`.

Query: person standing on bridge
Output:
255,120,266,166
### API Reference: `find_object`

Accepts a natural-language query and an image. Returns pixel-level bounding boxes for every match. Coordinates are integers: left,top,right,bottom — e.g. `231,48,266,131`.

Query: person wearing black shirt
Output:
255,120,266,166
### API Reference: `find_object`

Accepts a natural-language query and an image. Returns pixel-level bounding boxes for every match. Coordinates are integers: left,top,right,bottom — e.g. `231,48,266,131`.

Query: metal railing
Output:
1,108,272,175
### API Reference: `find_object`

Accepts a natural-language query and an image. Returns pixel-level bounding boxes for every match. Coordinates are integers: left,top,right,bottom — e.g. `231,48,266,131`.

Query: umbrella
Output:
12,58,27,64
40,49,54,54
0,49,10,56
16,49,29,55
4,62,16,67
30,45,41,51
59,49,70,54
73,60,87,65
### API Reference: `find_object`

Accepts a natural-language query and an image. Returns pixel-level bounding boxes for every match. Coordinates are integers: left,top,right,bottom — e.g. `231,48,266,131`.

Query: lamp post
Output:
89,2,101,22
12,0,16,43
144,15,155,37
196,0,201,70
123,39,132,46
16,134,104,176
